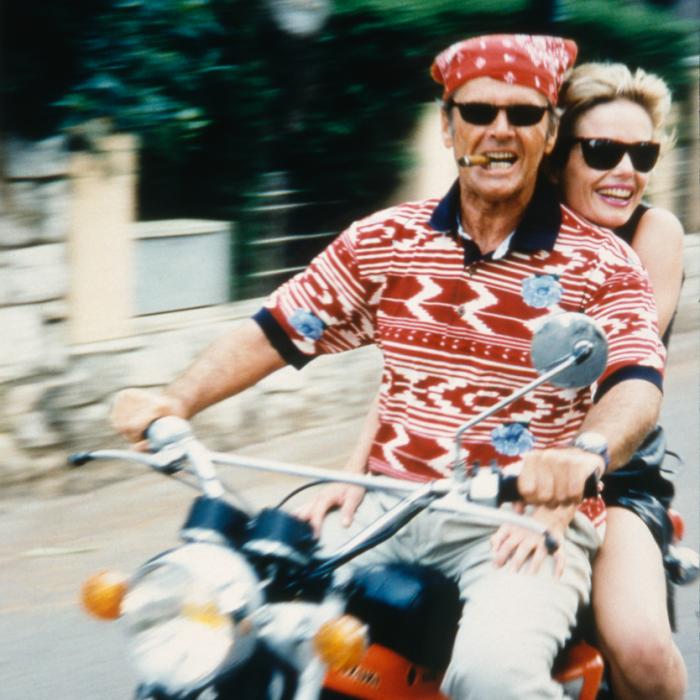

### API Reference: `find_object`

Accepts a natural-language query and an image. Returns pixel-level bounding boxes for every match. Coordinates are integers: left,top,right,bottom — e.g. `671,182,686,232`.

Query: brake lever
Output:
68,447,187,472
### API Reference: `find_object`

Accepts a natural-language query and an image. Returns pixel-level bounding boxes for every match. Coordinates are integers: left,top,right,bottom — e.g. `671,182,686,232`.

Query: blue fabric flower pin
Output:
290,308,325,340
491,422,535,456
521,274,562,308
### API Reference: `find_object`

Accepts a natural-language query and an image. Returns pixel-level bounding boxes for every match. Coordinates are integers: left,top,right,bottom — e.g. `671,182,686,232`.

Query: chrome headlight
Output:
121,543,263,696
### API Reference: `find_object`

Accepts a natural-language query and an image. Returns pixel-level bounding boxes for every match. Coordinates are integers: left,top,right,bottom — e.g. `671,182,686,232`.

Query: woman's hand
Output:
490,504,577,577
295,483,366,537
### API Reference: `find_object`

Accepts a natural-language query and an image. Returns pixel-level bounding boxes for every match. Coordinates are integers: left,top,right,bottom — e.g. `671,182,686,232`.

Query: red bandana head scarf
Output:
431,34,578,104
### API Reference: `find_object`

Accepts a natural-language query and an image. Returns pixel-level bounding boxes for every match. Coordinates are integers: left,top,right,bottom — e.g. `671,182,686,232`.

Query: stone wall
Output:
1,137,74,483
0,136,382,487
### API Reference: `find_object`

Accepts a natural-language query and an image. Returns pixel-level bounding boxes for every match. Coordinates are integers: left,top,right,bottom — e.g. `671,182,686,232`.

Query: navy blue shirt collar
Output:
428,176,561,253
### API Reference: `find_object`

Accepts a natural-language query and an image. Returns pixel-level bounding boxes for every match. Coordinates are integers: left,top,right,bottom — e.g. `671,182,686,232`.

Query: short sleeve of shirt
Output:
253,219,390,368
583,242,666,396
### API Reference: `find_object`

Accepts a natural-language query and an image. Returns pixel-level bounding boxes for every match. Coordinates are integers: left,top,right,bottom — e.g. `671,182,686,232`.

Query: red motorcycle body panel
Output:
325,639,604,699
553,640,605,700
324,643,448,699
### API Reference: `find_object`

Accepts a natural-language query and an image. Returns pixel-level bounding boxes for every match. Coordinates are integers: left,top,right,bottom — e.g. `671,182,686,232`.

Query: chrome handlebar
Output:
69,416,558,548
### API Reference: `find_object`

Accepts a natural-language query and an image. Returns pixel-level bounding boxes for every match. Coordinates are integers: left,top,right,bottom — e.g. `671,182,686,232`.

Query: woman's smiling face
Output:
561,99,655,229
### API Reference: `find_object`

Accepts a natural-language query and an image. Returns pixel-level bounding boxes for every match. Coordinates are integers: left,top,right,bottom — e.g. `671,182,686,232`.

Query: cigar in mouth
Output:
457,154,491,167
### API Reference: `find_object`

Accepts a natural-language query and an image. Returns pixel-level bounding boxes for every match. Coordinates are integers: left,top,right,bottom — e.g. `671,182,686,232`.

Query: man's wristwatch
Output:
572,432,610,480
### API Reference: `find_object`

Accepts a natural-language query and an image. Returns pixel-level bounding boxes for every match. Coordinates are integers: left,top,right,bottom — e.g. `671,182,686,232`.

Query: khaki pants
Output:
319,490,600,700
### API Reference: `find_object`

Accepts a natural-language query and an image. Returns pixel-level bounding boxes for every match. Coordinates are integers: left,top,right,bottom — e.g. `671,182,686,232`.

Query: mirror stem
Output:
452,351,583,468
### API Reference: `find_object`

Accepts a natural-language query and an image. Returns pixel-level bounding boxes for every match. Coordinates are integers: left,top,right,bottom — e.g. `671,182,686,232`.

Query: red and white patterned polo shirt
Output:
254,180,666,525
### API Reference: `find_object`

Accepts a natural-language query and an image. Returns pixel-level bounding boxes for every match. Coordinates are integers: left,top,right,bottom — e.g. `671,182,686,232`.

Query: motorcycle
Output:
71,312,698,700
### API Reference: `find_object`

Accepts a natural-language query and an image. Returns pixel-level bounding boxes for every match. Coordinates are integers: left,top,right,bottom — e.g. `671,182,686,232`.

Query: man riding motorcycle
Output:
111,34,666,699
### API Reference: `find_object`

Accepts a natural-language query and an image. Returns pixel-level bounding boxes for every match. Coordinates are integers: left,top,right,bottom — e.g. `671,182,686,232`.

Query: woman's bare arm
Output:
295,391,380,534
343,392,381,474
632,208,684,336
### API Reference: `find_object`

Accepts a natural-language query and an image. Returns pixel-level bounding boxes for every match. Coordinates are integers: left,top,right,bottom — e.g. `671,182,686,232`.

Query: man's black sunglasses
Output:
447,101,550,127
573,138,660,173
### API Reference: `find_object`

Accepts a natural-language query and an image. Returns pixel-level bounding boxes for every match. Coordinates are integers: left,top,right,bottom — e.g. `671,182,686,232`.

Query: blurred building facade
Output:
0,135,381,487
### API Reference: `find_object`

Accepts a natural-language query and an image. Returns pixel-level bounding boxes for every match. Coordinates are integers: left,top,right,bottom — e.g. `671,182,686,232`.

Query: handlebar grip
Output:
68,452,93,467
497,475,520,504
142,419,159,442
144,416,192,450
582,473,600,499
498,473,599,504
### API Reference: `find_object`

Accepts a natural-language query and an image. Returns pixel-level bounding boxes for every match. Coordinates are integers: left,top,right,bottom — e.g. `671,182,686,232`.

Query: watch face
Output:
576,432,607,451
574,433,609,466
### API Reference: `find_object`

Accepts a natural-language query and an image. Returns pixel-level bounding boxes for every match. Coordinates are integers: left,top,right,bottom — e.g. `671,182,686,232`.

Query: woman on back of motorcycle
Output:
548,61,685,700
302,61,686,700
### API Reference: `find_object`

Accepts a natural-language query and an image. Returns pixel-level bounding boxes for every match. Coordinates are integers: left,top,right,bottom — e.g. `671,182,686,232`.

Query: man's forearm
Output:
578,378,662,472
165,318,288,418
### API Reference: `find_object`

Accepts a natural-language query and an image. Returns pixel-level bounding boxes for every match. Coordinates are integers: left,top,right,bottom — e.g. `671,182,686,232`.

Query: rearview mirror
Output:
531,313,608,389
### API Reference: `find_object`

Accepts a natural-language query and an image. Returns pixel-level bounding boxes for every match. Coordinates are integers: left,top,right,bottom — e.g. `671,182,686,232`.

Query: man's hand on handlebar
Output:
295,483,366,537
518,447,603,507
110,388,187,448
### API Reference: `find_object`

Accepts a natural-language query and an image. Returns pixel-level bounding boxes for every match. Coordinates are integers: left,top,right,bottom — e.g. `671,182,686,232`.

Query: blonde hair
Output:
549,62,675,172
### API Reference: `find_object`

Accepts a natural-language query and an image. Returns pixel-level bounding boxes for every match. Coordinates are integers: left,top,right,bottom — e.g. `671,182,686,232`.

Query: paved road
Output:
1,239,698,699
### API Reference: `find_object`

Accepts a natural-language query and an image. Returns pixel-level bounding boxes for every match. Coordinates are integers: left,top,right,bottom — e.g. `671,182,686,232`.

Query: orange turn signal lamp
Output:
81,570,129,620
668,509,685,543
314,614,368,671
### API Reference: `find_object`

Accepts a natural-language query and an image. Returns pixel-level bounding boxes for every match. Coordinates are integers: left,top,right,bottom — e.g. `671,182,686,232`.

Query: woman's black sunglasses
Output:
447,101,550,127
573,138,660,173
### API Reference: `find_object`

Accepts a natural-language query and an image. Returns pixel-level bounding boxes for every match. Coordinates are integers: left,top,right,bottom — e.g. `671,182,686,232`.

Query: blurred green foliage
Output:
2,1,107,138
3,0,696,236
